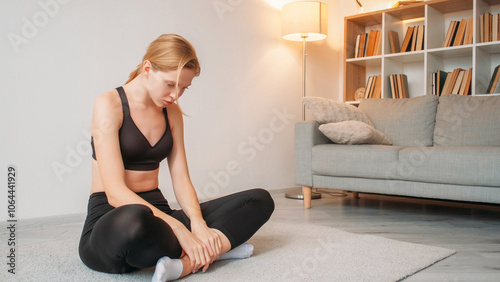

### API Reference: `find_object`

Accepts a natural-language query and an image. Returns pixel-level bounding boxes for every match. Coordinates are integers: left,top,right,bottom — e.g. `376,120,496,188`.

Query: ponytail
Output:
126,64,142,84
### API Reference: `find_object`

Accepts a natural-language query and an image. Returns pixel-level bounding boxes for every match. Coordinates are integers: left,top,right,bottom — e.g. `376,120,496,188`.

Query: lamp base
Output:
285,187,322,200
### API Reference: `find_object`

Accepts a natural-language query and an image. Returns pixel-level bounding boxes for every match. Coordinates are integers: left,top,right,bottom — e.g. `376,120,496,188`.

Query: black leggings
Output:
78,188,274,274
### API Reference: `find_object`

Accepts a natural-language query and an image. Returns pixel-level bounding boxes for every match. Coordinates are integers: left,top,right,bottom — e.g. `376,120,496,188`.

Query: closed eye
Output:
164,79,190,90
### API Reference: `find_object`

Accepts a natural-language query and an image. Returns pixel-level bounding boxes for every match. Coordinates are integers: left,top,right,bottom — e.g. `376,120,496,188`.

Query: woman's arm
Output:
166,104,223,269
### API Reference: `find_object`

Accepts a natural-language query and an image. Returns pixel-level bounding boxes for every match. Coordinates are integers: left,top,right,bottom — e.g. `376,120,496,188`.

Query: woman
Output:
78,34,274,281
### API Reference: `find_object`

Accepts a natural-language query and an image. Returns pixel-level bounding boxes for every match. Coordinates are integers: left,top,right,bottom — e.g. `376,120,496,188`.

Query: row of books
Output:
355,13,500,57
442,18,473,47
388,74,409,99
487,65,500,94
480,12,500,43
432,68,472,96
363,66,500,97
364,75,382,99
400,25,424,52
354,30,382,58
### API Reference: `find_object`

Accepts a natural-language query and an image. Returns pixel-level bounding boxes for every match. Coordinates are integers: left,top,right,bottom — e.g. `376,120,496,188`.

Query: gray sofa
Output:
295,94,500,208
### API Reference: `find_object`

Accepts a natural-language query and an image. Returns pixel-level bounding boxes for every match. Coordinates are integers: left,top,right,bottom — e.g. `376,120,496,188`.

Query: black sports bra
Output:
91,86,173,171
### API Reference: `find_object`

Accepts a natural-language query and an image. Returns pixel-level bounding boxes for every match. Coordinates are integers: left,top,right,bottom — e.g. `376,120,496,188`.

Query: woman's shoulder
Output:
94,89,121,111
94,89,121,108
92,89,122,124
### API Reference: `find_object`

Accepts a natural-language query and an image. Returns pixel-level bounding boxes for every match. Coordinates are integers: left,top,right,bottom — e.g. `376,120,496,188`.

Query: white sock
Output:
152,256,183,282
216,243,254,261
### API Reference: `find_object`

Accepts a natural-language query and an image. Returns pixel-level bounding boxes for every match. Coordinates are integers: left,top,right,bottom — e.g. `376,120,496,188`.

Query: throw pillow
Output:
303,96,373,126
319,120,392,145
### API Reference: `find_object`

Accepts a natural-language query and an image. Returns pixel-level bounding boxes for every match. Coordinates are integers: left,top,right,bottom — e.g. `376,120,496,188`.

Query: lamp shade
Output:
281,1,328,41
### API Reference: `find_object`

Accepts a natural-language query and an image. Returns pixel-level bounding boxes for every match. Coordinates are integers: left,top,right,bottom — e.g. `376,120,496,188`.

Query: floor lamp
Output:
282,1,327,200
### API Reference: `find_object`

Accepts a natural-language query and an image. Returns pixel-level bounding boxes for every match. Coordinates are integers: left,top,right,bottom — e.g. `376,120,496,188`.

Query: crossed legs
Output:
79,188,274,277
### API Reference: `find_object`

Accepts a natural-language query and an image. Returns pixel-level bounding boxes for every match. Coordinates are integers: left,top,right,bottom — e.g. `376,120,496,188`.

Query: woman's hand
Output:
191,220,222,271
172,224,211,273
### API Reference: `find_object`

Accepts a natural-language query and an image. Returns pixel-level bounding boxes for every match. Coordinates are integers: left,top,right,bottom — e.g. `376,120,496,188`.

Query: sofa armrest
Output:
294,121,331,186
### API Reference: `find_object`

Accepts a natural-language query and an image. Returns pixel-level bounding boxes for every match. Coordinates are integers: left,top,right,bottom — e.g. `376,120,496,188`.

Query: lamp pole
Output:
302,36,307,121
282,1,327,201
285,35,322,201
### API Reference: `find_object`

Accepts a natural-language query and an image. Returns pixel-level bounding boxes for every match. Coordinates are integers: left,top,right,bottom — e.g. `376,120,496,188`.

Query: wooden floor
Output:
10,189,500,281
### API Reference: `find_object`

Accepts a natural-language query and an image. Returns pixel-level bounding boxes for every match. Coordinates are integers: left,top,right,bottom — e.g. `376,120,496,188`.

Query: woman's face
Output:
146,67,196,108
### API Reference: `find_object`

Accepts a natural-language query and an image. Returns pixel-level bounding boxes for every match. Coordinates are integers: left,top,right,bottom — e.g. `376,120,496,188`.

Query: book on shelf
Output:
479,13,488,42
480,12,500,43
451,70,465,94
456,68,472,95
389,75,396,98
436,67,472,95
452,19,467,46
464,68,473,95
444,69,462,95
459,68,472,95
388,74,409,99
432,70,448,96
442,18,472,47
495,14,500,40
355,33,366,58
415,25,424,51
463,17,474,45
374,30,382,55
493,14,498,42
400,26,414,52
365,75,373,96
486,13,491,42
388,30,401,53
400,25,423,52
443,21,457,47
354,31,381,58
411,25,418,51
401,74,409,98
366,30,377,57
354,35,360,58
487,13,491,42
444,68,462,95
364,75,382,99
480,13,485,42
355,33,364,58
373,75,382,98
486,65,500,94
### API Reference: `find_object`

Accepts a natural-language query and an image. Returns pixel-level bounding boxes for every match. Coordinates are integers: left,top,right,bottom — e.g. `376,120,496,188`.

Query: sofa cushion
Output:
359,95,439,146
311,144,403,179
318,121,391,145
397,146,500,187
434,94,500,146
303,96,373,126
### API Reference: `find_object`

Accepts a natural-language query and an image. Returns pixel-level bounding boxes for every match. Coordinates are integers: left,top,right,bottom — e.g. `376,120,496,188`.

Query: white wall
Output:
0,0,393,220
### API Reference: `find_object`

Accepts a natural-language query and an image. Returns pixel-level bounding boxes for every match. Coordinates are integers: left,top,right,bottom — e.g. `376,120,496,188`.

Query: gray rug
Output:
1,221,455,281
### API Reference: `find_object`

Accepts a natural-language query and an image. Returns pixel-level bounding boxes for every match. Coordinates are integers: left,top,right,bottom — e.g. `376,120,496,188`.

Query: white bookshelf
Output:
343,0,500,102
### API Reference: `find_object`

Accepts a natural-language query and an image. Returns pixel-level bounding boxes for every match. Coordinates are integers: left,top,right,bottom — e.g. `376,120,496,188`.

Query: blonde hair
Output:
126,34,201,86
